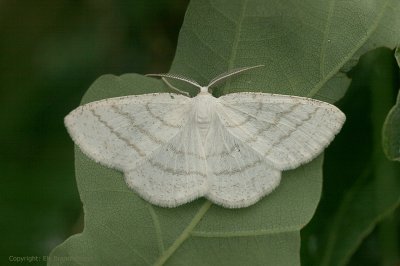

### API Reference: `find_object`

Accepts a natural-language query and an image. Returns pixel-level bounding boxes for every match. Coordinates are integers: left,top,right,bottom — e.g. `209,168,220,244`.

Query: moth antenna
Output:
146,73,202,91
161,77,190,97
207,65,264,88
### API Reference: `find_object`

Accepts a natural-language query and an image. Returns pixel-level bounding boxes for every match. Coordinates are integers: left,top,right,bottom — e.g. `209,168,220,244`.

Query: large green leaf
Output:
169,0,400,100
50,0,400,265
49,74,322,265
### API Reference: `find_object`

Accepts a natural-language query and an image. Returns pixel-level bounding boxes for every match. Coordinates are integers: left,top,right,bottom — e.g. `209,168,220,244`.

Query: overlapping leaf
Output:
302,48,400,266
383,47,400,161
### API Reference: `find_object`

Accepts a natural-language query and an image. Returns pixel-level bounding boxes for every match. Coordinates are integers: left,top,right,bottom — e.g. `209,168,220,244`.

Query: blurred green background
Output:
0,1,188,264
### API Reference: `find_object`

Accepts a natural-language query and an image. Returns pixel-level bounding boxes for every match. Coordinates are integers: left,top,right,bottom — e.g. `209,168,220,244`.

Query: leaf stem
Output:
154,200,212,266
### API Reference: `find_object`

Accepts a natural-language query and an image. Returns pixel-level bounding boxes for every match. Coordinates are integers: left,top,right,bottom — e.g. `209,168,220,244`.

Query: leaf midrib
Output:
154,200,213,266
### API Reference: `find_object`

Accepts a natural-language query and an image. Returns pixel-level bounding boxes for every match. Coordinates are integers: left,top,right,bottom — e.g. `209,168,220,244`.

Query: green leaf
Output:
49,73,322,265
50,1,400,265
383,47,400,161
169,0,400,101
383,89,400,161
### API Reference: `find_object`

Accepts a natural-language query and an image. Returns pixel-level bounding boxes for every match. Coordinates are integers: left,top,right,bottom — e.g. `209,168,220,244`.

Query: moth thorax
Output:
200,86,209,93
195,96,215,140
196,105,212,126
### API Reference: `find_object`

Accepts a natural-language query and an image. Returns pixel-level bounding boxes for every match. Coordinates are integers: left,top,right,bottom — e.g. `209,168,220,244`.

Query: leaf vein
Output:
191,226,300,238
154,201,212,266
146,203,165,254
308,0,391,98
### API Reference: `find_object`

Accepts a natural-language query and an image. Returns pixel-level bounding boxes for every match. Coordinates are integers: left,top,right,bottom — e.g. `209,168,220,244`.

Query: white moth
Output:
65,66,345,208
